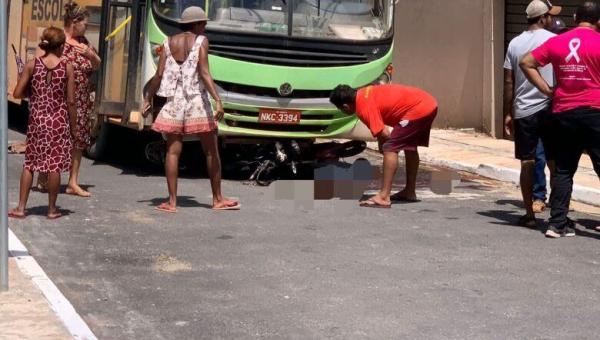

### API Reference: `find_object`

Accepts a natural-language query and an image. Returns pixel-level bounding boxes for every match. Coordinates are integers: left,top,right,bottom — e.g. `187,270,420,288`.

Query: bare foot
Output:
360,193,391,207
390,189,418,202
66,185,91,197
47,210,63,220
8,208,26,219
213,198,240,210
155,202,177,213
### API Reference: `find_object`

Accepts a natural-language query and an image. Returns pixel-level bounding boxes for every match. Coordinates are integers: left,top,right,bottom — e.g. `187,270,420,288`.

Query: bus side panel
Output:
7,0,24,102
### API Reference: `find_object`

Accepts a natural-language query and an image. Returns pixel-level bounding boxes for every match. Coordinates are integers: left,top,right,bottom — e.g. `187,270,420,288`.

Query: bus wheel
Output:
145,140,166,165
86,122,112,160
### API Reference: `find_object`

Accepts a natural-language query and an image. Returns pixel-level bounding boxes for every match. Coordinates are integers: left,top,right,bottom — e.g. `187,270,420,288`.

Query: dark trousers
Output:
533,139,548,202
547,108,600,229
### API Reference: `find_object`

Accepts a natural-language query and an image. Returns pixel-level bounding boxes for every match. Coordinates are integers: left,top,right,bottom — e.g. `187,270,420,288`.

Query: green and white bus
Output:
9,0,395,157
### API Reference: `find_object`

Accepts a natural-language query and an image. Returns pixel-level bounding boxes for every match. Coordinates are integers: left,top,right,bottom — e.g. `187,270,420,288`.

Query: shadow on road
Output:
23,205,75,218
479,200,600,240
576,218,600,230
138,196,213,209
477,209,546,234
495,199,525,209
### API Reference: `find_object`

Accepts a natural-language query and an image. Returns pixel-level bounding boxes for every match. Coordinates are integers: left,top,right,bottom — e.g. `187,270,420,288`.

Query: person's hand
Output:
376,127,390,154
73,42,92,58
142,98,152,118
17,61,24,75
543,87,554,98
214,100,225,121
504,115,513,136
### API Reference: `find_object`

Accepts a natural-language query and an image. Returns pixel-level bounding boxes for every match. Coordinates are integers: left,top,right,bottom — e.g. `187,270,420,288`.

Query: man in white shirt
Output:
503,0,561,228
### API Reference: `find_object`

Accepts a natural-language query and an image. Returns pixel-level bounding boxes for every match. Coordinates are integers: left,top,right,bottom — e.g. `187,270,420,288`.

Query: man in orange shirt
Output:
330,84,438,208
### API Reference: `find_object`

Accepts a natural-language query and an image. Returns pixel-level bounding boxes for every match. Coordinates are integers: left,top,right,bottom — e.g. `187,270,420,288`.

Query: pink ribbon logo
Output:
565,38,581,63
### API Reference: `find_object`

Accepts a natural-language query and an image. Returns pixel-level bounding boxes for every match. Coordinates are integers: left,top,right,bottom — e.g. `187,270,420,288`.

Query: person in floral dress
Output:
143,6,240,212
9,27,77,219
63,2,101,197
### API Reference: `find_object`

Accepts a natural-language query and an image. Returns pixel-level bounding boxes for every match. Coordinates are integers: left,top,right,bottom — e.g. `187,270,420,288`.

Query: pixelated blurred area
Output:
314,158,377,200
430,169,462,195
270,157,462,206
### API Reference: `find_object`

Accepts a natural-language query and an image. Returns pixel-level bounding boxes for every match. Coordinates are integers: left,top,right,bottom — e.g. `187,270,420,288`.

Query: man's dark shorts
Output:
514,107,549,161
382,109,437,153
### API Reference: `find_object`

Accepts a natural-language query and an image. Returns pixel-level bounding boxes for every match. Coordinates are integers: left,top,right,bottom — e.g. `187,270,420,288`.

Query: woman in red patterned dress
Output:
62,2,101,197
9,27,77,219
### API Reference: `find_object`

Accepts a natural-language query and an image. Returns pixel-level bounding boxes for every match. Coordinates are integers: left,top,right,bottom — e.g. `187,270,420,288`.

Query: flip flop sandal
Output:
213,202,241,211
359,198,391,209
155,203,177,213
8,211,26,219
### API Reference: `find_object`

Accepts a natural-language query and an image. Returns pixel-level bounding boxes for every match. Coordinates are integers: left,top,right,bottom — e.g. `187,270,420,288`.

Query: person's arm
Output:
503,68,515,136
376,127,391,153
359,103,386,153
73,41,101,71
12,60,34,99
198,39,224,121
66,64,78,137
142,44,167,117
520,53,553,97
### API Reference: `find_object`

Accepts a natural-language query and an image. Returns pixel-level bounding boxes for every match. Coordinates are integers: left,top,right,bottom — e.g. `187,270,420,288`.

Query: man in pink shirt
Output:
520,1,600,238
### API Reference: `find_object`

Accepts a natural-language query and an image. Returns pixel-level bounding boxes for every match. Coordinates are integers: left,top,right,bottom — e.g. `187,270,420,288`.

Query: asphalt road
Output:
6,127,600,340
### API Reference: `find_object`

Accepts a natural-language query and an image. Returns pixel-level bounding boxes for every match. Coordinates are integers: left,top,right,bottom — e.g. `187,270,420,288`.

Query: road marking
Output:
8,229,97,340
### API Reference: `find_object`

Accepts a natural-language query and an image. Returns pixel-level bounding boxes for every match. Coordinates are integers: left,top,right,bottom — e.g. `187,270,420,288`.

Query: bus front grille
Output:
217,81,331,99
210,44,368,67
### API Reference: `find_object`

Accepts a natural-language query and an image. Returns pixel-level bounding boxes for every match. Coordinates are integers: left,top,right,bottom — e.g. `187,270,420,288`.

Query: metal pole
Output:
1,0,10,291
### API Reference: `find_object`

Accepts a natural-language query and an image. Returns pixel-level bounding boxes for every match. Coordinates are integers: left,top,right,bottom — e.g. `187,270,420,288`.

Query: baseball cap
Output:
550,17,567,33
179,6,209,24
526,0,562,19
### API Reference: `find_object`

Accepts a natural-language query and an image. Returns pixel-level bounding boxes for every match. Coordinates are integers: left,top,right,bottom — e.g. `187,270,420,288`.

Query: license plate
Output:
258,109,301,125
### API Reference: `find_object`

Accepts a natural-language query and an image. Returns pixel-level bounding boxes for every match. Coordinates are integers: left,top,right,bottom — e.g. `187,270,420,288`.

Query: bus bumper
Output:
216,88,375,142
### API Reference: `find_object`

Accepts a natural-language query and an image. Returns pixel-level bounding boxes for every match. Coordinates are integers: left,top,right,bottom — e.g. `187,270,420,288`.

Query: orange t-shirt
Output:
355,84,438,137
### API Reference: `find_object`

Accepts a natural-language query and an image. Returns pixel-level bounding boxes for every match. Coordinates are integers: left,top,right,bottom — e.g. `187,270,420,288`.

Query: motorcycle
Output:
145,139,367,185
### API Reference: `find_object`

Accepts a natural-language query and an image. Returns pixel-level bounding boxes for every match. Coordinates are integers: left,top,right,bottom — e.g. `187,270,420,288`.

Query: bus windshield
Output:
153,0,393,41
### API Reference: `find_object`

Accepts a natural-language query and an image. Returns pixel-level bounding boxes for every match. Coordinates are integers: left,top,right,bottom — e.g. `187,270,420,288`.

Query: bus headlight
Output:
372,64,394,85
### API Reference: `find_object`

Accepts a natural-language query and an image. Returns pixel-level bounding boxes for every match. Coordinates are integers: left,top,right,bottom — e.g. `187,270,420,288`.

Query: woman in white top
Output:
143,6,240,212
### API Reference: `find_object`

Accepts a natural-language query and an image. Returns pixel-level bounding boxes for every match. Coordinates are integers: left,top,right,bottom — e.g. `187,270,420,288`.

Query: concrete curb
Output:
8,229,97,340
365,143,600,207
419,155,600,207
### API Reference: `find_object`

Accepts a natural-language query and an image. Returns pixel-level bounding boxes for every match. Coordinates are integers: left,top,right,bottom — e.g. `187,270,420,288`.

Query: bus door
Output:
97,0,146,123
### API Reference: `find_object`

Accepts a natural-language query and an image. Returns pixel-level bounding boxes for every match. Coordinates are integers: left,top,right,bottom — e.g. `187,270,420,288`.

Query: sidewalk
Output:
366,129,600,207
0,258,70,340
